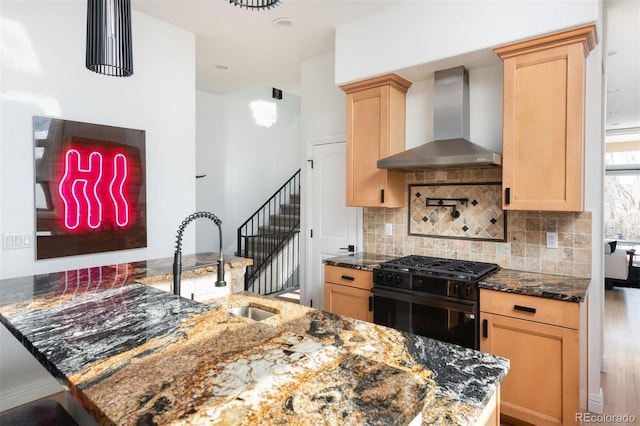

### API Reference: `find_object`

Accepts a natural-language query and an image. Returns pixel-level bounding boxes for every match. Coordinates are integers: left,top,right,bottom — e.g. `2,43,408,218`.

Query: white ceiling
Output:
132,0,640,132
132,0,403,95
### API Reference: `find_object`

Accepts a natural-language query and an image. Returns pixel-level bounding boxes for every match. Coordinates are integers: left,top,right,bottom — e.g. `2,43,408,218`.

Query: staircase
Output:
237,170,300,296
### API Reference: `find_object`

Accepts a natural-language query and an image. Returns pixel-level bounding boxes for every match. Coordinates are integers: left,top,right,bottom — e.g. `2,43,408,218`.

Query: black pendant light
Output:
86,0,134,77
227,0,281,10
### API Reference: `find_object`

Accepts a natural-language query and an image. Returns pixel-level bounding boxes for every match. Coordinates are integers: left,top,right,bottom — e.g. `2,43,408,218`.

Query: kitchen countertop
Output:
323,252,399,271
479,269,590,303
325,253,591,303
0,257,508,425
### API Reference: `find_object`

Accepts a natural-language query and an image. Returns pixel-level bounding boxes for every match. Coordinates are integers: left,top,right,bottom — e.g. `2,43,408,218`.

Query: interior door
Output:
307,140,360,309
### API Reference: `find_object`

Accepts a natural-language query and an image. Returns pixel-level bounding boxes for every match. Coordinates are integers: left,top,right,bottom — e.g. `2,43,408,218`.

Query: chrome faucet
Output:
173,211,226,296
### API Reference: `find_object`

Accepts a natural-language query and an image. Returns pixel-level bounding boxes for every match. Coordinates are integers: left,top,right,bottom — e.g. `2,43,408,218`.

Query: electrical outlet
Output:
546,232,559,249
385,223,393,236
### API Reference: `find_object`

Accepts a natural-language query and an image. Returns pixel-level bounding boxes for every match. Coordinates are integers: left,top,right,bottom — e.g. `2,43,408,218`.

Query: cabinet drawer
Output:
480,289,579,329
324,265,372,291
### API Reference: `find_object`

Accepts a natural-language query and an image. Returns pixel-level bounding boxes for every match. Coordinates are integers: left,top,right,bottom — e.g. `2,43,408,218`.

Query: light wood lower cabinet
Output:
480,289,583,426
324,265,373,322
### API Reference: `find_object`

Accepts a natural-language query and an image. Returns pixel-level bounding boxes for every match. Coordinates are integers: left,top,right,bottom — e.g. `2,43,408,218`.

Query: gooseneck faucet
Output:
173,211,226,296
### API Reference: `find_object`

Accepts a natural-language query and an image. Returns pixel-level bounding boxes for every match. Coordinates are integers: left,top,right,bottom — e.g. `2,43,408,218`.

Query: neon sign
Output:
34,117,147,260
58,148,131,231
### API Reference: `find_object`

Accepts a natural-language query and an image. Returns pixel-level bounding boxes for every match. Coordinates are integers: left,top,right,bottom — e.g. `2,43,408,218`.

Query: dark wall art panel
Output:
34,116,147,259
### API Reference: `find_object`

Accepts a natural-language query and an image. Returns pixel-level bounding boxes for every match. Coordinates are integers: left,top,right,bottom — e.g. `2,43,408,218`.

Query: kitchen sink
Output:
226,306,276,321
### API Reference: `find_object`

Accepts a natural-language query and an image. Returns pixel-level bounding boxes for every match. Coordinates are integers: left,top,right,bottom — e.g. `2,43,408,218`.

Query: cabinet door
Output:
496,24,595,212
480,312,579,426
342,74,410,208
324,282,373,322
346,85,388,207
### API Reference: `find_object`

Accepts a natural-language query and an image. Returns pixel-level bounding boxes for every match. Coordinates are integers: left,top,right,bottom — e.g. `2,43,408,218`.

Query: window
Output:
604,147,640,244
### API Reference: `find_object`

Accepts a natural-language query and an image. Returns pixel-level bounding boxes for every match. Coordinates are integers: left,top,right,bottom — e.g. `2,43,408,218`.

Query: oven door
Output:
372,287,478,349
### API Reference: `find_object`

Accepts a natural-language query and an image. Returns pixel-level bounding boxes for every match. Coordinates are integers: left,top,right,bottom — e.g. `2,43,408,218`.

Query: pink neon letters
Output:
58,149,130,231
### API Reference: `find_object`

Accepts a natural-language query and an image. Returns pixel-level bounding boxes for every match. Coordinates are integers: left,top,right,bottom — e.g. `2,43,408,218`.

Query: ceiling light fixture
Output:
86,0,134,77
227,0,281,10
273,17,293,28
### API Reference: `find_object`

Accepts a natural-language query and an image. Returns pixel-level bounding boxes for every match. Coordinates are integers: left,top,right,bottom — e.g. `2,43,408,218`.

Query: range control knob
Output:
375,271,384,283
451,283,460,296
385,273,393,284
395,274,403,285
464,284,473,298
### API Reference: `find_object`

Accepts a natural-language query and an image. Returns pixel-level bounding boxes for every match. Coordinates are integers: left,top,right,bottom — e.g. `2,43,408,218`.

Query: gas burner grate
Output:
378,255,499,281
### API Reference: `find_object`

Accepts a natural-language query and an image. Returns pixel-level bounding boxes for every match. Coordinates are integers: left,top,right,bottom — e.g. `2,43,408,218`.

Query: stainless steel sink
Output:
226,306,276,321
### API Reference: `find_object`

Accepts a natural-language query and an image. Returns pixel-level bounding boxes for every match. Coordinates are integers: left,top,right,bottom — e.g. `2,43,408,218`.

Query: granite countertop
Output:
132,252,253,285
323,252,399,271
0,258,508,425
324,253,591,304
479,269,591,303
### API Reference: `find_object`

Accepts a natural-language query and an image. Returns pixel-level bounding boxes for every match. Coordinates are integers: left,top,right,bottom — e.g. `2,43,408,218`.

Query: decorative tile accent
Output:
409,183,506,242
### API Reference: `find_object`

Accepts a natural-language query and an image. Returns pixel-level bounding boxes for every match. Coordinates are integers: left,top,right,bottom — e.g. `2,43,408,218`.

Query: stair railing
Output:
237,169,300,295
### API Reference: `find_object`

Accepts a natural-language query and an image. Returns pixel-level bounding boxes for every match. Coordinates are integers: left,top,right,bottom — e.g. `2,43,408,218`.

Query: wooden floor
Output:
602,286,640,422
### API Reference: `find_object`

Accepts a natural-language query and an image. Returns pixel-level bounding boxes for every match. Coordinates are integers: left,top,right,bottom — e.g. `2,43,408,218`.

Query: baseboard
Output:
588,388,604,414
601,353,607,373
0,378,63,412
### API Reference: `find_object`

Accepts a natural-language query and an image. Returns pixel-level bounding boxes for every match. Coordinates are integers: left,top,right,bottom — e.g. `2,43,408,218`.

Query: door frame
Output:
302,134,363,308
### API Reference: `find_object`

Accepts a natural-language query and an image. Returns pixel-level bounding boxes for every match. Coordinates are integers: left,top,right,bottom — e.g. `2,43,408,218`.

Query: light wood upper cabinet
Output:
340,74,411,207
494,24,597,211
324,265,373,322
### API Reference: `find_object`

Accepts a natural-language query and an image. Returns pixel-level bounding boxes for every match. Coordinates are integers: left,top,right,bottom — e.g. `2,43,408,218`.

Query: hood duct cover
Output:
377,66,501,171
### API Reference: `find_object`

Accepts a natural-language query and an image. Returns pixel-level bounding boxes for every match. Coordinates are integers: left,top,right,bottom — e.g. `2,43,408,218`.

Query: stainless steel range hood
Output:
377,66,501,171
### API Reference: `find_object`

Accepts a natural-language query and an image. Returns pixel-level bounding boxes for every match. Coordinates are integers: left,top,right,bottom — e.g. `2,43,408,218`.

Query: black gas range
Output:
372,255,499,349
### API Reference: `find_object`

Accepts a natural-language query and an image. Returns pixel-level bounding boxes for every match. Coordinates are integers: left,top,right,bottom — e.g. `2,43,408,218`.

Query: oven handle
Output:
372,287,476,313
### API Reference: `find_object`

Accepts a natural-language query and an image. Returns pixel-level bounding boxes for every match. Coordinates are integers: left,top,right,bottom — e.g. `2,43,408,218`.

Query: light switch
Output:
546,232,559,249
3,234,14,249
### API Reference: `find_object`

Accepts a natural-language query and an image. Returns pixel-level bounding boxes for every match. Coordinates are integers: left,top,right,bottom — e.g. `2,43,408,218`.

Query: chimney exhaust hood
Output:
377,66,501,171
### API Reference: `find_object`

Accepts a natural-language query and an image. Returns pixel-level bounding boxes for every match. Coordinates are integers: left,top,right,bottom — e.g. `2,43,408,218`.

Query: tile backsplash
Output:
363,169,592,278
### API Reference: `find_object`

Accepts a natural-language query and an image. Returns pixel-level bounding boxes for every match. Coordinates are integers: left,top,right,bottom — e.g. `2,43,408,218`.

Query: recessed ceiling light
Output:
607,50,618,56
273,17,293,28
610,122,620,126
216,65,229,70
607,88,620,93
608,110,619,115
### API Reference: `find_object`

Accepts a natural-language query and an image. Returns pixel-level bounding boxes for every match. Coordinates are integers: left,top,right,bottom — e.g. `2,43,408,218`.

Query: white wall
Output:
335,0,599,86
0,1,196,409
195,90,226,254
405,63,504,153
195,87,301,256
299,52,348,306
